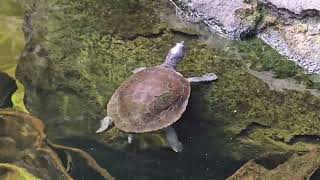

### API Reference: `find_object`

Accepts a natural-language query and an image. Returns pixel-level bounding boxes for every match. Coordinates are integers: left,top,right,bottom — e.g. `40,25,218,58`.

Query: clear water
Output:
2,0,320,180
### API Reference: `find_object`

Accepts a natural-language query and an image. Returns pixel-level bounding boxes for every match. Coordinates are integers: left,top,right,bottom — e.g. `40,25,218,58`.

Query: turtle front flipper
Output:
187,73,218,83
96,116,113,133
132,67,146,74
164,126,183,152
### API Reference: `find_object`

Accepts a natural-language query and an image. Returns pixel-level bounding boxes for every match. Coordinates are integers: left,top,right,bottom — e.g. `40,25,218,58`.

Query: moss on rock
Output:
16,0,320,162
0,109,71,180
0,163,41,180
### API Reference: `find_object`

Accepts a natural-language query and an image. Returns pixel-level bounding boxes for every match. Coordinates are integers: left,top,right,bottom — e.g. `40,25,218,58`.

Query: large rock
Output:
174,0,261,39
173,0,320,74
263,0,320,14
15,1,320,175
227,151,320,180
258,0,320,74
0,109,114,180
0,109,70,180
0,72,17,108
16,0,169,137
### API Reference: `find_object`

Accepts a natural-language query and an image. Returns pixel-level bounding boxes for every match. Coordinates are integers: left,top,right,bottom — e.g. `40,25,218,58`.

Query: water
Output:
2,0,320,179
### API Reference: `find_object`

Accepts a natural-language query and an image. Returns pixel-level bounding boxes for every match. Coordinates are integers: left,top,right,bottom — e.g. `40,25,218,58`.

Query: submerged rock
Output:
15,1,320,178
0,72,17,108
227,151,320,180
0,109,114,180
0,163,41,180
173,0,320,74
172,0,261,39
262,0,320,15
0,109,71,180
16,0,171,137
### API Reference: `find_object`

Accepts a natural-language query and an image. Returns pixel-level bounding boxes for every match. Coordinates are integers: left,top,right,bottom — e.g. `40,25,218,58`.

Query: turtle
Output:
96,41,218,152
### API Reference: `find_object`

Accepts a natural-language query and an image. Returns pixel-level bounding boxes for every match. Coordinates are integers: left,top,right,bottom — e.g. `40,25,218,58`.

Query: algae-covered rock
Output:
0,163,41,180
15,0,320,168
173,0,320,74
16,0,173,137
172,0,261,39
0,109,71,180
97,127,169,151
0,109,114,180
0,72,17,108
227,151,320,180
0,0,27,113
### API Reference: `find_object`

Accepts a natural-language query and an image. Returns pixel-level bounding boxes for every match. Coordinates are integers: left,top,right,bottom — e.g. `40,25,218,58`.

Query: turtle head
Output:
161,41,186,69
175,41,184,48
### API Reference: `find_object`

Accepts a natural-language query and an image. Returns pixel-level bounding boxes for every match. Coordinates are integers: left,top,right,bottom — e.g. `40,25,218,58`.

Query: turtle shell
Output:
107,67,191,133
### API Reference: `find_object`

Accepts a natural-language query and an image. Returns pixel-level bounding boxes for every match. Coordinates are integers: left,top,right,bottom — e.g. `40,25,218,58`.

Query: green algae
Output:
0,163,41,180
98,128,169,151
235,37,320,90
156,92,173,109
12,0,320,178
236,0,262,31
0,1,24,16
16,0,185,136
237,38,301,78
0,0,27,112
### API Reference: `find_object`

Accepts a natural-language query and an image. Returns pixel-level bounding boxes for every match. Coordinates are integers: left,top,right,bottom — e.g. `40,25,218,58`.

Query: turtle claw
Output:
164,126,183,153
171,141,183,153
201,73,218,82
132,67,146,74
96,116,112,133
128,134,133,144
187,73,218,83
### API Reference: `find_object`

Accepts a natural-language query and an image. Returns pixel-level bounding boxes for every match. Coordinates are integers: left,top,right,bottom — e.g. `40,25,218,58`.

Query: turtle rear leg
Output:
187,73,218,83
96,116,113,133
164,126,183,152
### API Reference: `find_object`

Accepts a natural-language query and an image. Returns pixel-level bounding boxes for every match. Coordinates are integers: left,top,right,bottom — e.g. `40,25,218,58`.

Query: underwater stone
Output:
0,109,114,180
172,0,261,39
174,0,320,74
15,0,320,165
16,0,171,136
0,109,70,180
227,151,320,180
0,163,41,180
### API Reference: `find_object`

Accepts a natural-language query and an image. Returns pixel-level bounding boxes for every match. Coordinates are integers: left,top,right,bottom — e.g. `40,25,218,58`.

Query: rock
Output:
16,0,170,136
262,0,320,15
173,0,320,74
0,109,71,180
0,72,17,108
0,163,41,180
258,9,320,74
0,109,114,180
227,160,268,180
173,0,261,39
97,127,169,151
227,151,320,180
15,0,320,165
